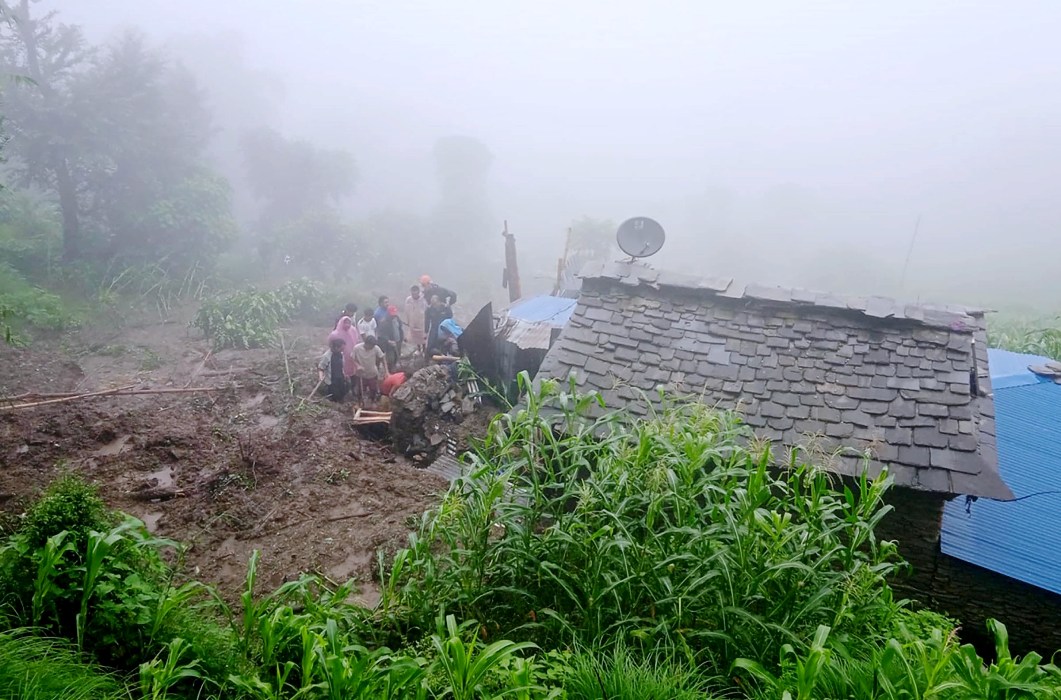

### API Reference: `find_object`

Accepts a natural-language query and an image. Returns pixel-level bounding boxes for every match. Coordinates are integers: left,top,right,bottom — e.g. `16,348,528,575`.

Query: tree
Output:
429,135,496,279
240,127,356,224
0,0,93,260
0,3,235,270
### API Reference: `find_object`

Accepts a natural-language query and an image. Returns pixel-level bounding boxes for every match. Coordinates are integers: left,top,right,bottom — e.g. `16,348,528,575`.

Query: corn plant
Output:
31,531,74,626
138,637,207,700
382,374,902,674
430,613,538,700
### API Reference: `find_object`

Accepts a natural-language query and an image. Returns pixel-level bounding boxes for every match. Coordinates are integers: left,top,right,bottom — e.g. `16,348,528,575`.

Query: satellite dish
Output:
616,217,666,259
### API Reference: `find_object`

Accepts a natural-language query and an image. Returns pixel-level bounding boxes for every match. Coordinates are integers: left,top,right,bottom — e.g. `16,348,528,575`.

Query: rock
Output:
390,365,465,458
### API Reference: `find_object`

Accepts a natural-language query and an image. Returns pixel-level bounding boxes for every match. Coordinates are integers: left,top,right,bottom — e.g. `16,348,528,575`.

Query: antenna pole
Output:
900,214,921,291
502,220,522,303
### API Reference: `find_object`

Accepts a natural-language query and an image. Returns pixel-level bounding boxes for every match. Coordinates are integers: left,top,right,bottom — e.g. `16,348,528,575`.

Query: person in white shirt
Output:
356,308,377,338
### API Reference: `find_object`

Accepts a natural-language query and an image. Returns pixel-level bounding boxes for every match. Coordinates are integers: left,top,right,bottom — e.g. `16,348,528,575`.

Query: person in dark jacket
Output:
420,274,456,306
317,334,348,402
377,305,404,369
424,293,452,355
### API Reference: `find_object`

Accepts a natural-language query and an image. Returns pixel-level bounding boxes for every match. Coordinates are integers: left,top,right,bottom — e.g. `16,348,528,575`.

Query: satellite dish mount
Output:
616,217,666,261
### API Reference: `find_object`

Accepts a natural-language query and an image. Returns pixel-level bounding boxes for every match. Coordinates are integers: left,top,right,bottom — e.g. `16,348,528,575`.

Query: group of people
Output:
317,275,463,404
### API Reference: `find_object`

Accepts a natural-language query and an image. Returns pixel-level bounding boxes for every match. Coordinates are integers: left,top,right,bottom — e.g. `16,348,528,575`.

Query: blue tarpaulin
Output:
504,295,577,328
941,348,1061,594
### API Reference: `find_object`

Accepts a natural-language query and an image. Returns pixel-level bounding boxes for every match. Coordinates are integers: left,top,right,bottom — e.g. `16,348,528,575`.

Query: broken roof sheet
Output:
537,262,1010,500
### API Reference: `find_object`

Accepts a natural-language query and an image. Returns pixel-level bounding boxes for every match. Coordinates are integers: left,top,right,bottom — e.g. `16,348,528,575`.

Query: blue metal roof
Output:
941,348,1061,594
505,295,577,328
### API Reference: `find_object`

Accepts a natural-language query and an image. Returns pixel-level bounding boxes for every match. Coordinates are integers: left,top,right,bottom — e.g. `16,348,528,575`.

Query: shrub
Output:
20,475,111,551
380,376,902,673
193,278,324,349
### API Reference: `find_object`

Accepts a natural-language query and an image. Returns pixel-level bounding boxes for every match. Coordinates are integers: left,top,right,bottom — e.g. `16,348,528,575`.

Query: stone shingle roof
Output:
537,261,1012,500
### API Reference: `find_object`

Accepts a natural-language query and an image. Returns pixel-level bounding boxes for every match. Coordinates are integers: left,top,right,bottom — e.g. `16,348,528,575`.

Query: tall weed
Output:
382,375,901,673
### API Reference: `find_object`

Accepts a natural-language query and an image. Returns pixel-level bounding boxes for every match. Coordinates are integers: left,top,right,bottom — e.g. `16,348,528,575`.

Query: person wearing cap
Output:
419,275,457,307
377,304,405,370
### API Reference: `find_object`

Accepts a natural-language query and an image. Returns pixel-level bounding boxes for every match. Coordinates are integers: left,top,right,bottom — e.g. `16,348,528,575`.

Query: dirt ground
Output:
0,309,458,605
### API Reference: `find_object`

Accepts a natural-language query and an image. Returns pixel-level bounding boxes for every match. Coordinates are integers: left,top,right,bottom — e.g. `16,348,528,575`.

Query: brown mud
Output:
0,311,455,605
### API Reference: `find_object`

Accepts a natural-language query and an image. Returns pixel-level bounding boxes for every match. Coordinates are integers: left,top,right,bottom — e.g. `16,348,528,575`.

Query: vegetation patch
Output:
1,382,1061,698
192,278,324,349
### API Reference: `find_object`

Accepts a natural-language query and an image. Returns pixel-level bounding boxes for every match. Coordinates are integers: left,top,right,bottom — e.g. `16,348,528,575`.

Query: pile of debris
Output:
390,365,476,461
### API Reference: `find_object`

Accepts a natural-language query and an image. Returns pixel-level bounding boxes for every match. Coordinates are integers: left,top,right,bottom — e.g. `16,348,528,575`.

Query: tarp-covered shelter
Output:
495,295,577,387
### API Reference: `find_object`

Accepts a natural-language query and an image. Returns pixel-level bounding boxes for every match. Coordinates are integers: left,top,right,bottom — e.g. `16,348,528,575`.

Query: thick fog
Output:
54,0,1061,308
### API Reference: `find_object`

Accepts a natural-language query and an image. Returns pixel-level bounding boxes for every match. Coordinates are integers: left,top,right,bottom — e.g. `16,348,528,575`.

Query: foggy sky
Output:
54,1,1061,307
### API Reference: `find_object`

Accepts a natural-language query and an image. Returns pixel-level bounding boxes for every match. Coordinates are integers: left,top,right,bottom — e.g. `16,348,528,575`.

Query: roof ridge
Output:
579,260,983,332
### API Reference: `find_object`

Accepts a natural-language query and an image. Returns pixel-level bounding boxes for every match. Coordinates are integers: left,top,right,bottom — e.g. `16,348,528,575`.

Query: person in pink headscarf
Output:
331,316,361,377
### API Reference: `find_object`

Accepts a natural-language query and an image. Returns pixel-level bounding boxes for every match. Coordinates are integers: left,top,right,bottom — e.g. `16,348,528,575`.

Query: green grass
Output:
989,316,1061,360
0,629,127,700
2,380,1061,698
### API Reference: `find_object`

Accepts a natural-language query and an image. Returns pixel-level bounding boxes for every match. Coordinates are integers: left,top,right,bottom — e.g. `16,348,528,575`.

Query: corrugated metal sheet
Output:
940,348,1061,594
504,295,578,328
496,318,554,350
988,348,1050,389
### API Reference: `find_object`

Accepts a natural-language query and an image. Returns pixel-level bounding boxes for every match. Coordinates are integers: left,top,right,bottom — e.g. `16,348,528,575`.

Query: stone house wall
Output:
877,486,1061,656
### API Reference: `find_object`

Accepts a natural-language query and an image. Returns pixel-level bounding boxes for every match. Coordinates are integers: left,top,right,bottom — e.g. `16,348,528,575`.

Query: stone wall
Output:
878,486,1061,656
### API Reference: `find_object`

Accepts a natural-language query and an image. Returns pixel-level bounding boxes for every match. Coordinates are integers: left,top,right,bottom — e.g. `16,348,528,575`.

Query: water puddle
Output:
141,511,162,532
94,434,132,456
145,466,175,489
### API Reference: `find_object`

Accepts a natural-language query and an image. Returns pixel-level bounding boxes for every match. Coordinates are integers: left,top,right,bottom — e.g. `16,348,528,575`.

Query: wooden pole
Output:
553,226,573,295
0,385,233,411
502,220,522,303
297,377,324,411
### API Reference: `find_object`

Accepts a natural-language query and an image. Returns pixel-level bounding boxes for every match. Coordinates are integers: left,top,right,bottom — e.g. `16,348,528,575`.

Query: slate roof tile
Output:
540,263,1011,499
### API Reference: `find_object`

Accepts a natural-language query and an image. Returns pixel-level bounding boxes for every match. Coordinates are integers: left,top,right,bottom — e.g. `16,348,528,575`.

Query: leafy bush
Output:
20,474,112,550
0,262,78,339
380,376,901,673
193,277,324,349
0,476,238,676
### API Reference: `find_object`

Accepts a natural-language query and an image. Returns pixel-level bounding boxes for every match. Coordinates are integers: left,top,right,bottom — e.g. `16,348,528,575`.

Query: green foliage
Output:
381,375,901,672
0,8,235,270
735,618,1061,699
0,629,126,700
0,475,238,676
989,316,1061,361
125,169,239,273
0,262,79,340
4,390,1061,699
193,278,324,349
20,475,111,551
562,645,712,700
